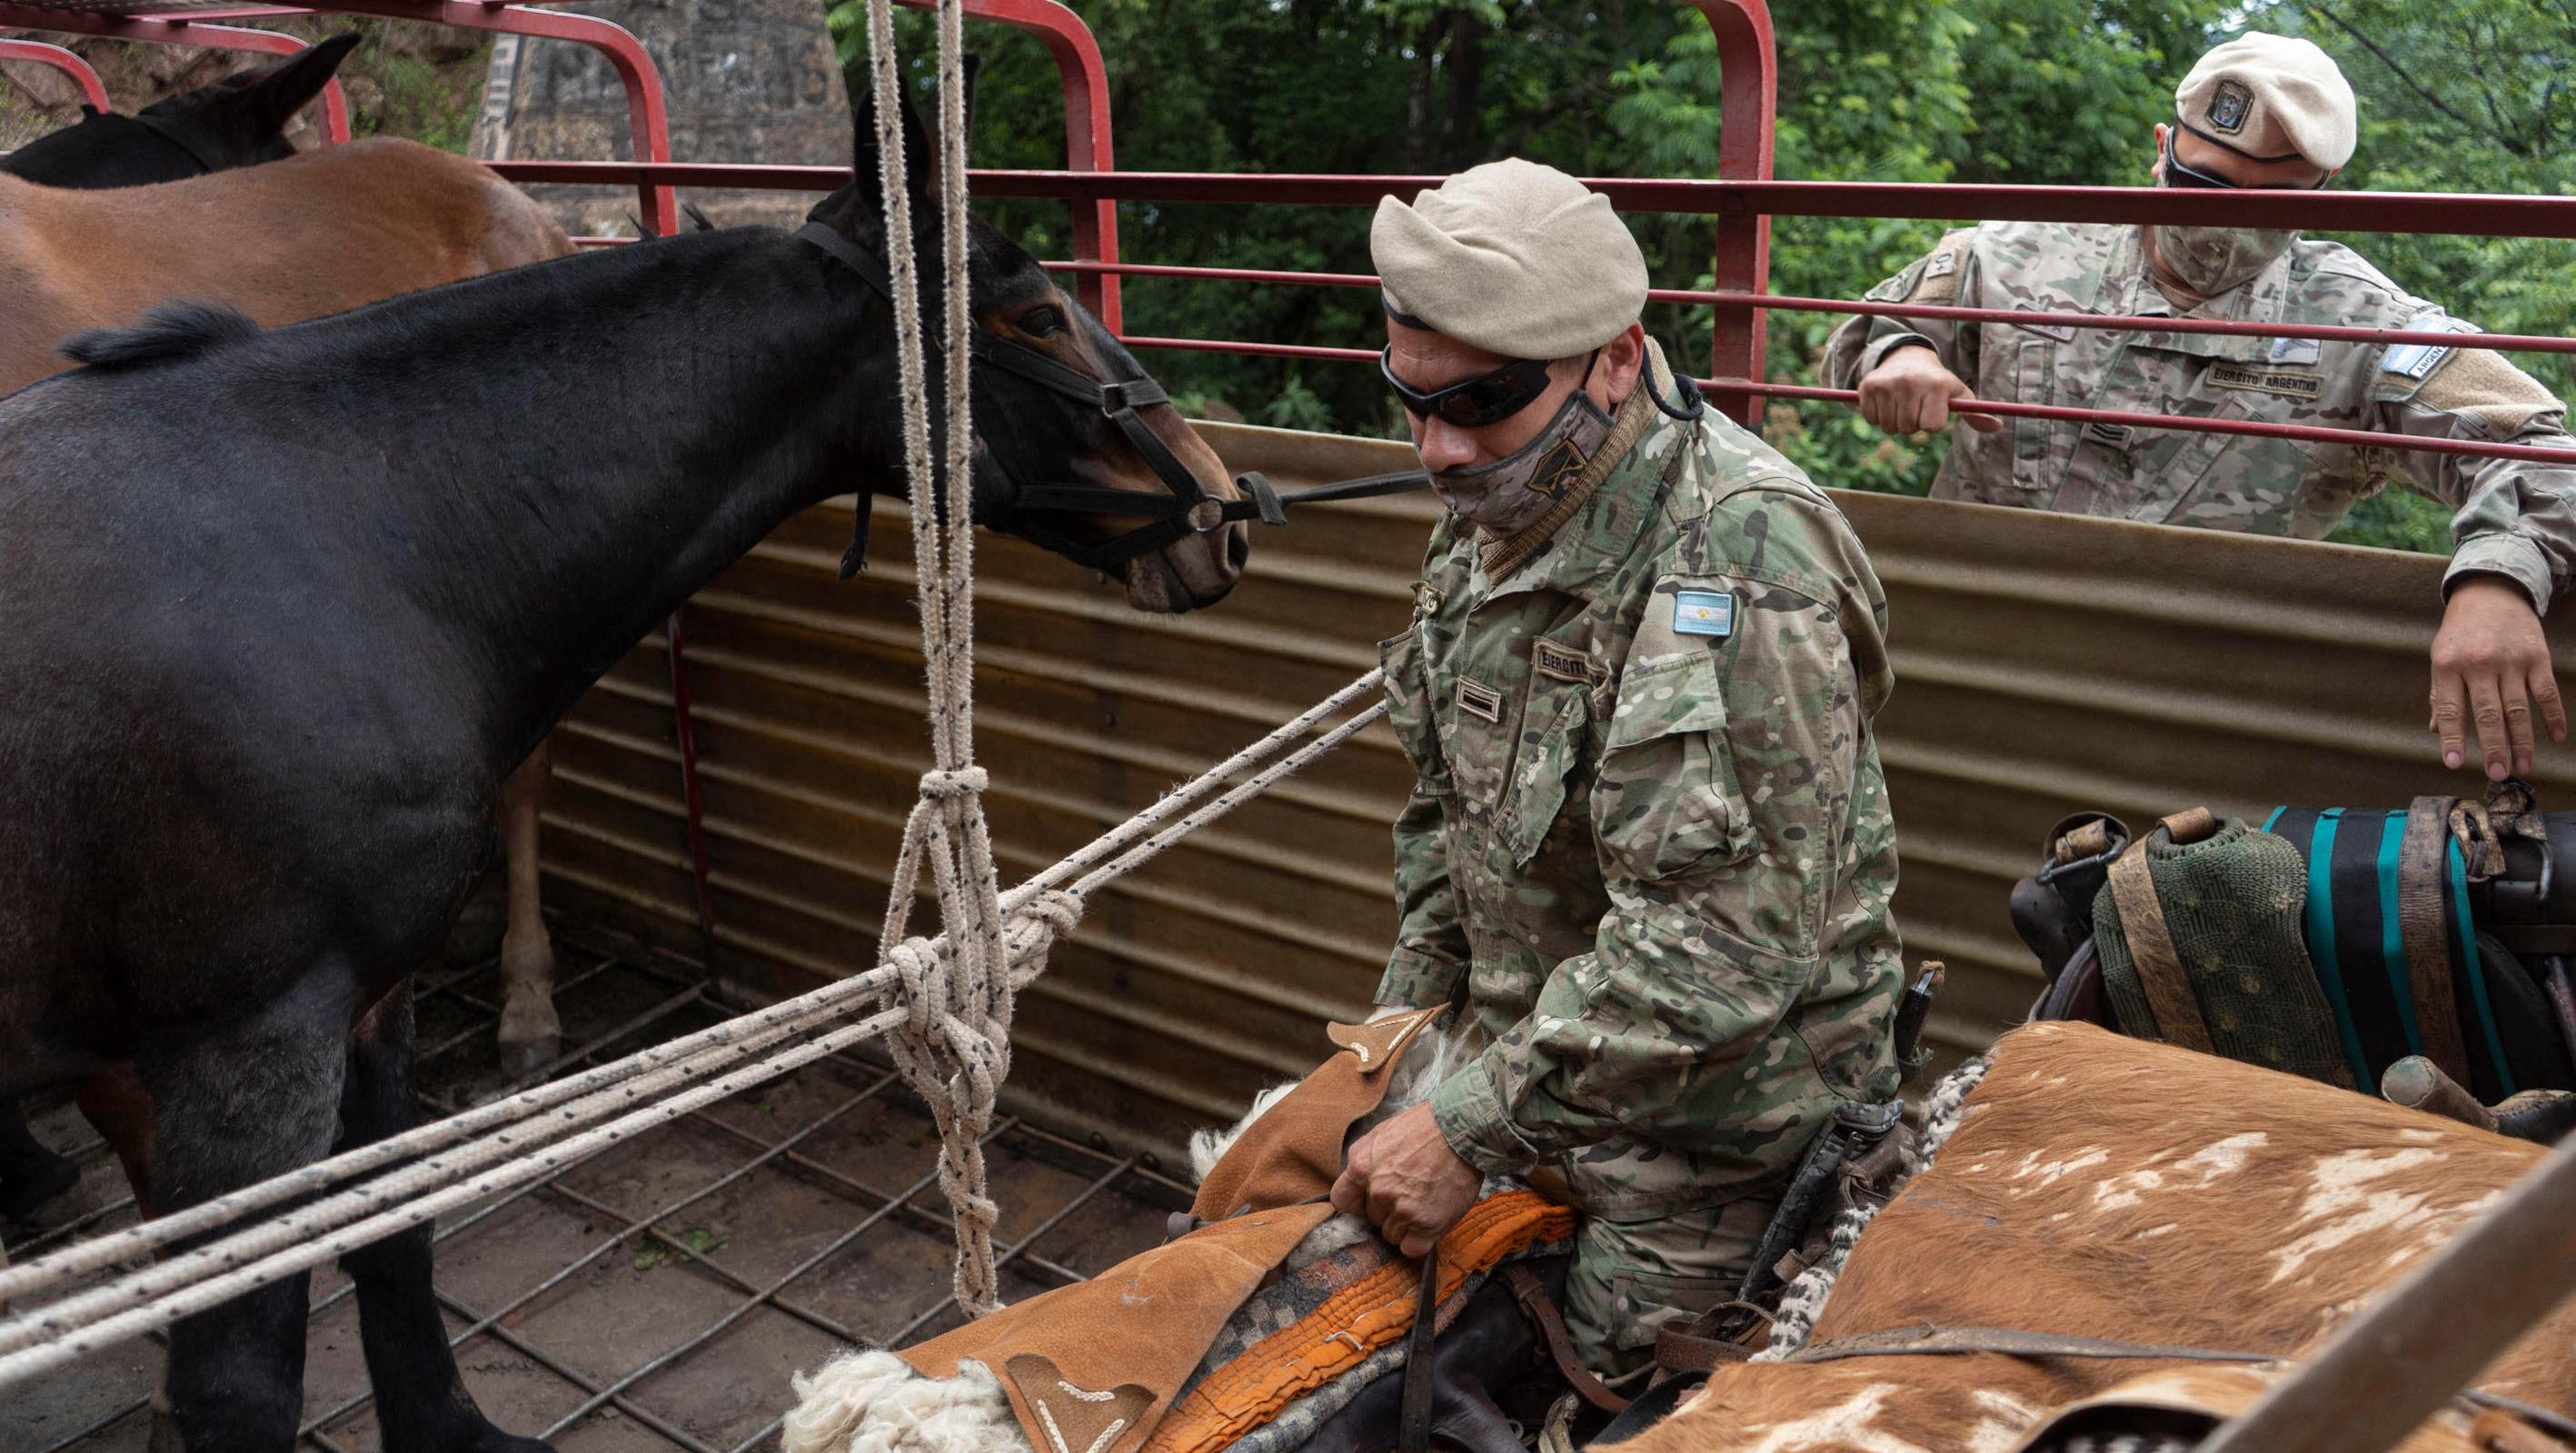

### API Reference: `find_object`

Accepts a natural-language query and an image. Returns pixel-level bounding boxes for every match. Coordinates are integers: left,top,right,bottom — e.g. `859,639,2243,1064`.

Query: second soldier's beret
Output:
2175,32,2358,172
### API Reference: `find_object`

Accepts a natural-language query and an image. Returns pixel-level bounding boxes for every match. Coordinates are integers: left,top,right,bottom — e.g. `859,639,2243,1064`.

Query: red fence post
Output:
1693,0,1776,434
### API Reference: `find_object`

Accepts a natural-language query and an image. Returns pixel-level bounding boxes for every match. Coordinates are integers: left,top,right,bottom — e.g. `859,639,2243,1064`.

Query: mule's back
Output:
0,136,571,395
1616,1022,2576,1453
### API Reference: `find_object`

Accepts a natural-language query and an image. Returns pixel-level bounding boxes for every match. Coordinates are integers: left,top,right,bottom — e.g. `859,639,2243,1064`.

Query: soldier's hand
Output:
1856,346,2003,436
2431,576,2565,780
1328,1103,1480,1259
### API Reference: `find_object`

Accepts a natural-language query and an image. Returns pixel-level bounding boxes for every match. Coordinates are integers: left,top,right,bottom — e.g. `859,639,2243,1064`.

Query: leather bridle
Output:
128,110,233,174
792,220,1428,574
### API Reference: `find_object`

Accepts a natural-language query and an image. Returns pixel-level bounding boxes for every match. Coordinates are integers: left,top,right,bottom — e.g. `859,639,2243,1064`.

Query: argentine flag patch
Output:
1674,589,1735,639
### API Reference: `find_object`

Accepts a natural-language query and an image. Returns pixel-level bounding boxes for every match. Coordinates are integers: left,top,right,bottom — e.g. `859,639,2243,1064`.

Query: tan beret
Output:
1370,157,1647,361
2176,32,2356,172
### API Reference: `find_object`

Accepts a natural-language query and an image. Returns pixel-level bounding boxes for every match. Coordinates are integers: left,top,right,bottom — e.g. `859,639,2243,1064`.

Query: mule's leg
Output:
339,984,548,1453
137,991,351,1453
0,1096,80,1223
493,740,559,1078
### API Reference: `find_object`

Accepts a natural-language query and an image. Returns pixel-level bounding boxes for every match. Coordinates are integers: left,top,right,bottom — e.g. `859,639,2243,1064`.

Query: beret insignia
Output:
2209,79,2253,134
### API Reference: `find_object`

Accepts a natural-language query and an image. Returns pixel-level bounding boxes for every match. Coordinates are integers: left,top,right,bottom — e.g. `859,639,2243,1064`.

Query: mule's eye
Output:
1019,305,1067,338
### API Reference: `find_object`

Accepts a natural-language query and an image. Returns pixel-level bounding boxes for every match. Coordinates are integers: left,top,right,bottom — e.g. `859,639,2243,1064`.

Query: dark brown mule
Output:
0,37,364,1235
0,85,1239,1449
0,128,578,1083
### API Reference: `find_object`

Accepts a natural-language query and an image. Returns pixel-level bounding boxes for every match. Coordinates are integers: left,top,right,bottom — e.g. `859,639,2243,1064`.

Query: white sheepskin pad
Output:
781,1351,1024,1453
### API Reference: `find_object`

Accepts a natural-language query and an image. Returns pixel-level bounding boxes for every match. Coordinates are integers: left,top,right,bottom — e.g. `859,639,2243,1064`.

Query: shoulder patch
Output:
1673,590,1735,639
2412,346,2561,434
2382,313,2475,382
1905,228,1977,304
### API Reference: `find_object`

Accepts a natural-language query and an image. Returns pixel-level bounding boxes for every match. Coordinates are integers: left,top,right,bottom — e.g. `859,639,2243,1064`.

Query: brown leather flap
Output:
1192,1007,1445,1223
900,1201,1337,1453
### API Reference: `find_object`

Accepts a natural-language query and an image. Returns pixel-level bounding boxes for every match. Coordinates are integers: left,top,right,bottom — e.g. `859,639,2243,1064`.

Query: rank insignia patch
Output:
1673,590,1735,639
1455,678,1504,722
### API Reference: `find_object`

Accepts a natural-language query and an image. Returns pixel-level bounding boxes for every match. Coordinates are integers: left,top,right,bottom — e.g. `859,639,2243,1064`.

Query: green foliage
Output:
839,0,2572,557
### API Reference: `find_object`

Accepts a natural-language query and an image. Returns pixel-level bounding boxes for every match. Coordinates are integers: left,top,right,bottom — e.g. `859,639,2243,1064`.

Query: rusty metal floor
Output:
2,924,1193,1453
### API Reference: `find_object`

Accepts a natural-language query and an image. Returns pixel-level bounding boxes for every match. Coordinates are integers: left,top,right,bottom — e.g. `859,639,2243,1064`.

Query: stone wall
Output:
471,0,850,236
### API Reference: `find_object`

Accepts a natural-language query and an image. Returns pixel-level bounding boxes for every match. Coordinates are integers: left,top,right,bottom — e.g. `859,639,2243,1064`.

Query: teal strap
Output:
2450,839,2516,1096
2303,810,2374,1086
2262,805,2288,832
2376,812,2422,1056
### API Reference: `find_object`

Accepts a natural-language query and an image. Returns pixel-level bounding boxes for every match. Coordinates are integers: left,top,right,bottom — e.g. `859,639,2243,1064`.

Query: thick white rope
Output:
0,671,1384,1315
0,672,1380,1388
859,0,1018,1319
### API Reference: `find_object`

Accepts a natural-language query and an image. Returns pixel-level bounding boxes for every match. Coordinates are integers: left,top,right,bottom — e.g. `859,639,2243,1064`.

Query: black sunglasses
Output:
2163,128,2330,192
1379,348,1561,428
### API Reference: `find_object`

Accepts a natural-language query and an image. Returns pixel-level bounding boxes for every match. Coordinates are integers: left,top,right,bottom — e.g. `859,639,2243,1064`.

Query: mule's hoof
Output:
498,1036,562,1080
0,1147,83,1226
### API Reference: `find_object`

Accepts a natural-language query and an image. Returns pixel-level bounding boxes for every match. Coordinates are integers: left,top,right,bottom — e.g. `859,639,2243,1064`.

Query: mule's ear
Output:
960,51,981,153
845,70,940,204
895,76,938,201
210,32,359,136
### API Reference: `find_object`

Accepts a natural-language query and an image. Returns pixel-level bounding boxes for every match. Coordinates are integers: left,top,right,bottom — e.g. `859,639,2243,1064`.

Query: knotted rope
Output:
0,671,1382,1391
858,0,1033,1318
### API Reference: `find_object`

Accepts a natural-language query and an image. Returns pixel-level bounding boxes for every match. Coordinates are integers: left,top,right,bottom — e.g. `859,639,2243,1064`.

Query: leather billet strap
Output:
1500,1264,1631,1413
1786,1324,2280,1367
2400,797,2473,1082
2107,819,2216,1053
1398,1249,1439,1453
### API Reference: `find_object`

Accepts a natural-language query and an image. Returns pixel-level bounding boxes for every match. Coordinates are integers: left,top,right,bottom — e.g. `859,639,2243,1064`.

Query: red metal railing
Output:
0,35,105,110
13,0,2576,963
0,16,350,141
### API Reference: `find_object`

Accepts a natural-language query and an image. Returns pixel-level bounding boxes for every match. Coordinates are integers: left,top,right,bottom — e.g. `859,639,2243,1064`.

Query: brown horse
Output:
0,134,575,1076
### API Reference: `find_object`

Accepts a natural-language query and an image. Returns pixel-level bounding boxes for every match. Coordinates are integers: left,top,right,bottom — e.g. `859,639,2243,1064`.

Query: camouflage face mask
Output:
2155,223,2298,297
1430,360,1613,535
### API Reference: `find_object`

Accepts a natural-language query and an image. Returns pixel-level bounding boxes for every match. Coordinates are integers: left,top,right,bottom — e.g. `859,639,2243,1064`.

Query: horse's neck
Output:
337,230,899,760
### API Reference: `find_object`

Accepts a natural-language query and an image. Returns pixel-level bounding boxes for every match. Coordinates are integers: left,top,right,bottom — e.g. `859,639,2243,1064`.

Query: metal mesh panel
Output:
4,925,1195,1453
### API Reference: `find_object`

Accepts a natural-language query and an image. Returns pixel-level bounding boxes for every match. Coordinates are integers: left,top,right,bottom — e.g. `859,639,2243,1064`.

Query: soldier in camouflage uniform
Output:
1327,158,1905,1375
1827,32,2575,784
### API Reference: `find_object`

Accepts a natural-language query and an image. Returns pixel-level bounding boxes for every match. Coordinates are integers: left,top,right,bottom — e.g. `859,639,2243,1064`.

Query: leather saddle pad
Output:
899,1007,1448,1453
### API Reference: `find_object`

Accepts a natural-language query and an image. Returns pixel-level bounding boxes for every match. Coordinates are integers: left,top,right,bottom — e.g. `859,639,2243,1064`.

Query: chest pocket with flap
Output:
1589,651,1755,883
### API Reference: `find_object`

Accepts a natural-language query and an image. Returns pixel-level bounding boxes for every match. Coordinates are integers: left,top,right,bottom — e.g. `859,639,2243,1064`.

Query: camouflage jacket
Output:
1823,220,2576,613
1378,345,1905,1222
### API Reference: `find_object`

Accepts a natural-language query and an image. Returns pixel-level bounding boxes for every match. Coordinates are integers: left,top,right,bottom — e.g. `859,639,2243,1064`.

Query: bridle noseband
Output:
793,221,1428,575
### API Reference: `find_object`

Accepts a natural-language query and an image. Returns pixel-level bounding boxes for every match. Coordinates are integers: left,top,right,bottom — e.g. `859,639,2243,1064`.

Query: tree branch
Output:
2307,3,2511,152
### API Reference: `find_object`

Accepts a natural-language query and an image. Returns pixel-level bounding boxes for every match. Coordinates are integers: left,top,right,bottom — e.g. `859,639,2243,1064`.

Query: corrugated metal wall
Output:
544,419,2576,1158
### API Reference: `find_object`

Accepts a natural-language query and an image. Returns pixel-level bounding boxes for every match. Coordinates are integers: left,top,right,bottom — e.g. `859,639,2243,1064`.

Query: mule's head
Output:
3,34,356,190
817,82,1248,613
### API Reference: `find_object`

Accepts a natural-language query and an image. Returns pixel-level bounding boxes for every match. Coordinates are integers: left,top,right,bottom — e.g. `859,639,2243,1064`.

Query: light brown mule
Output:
1621,1022,2576,1453
0,134,575,1070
